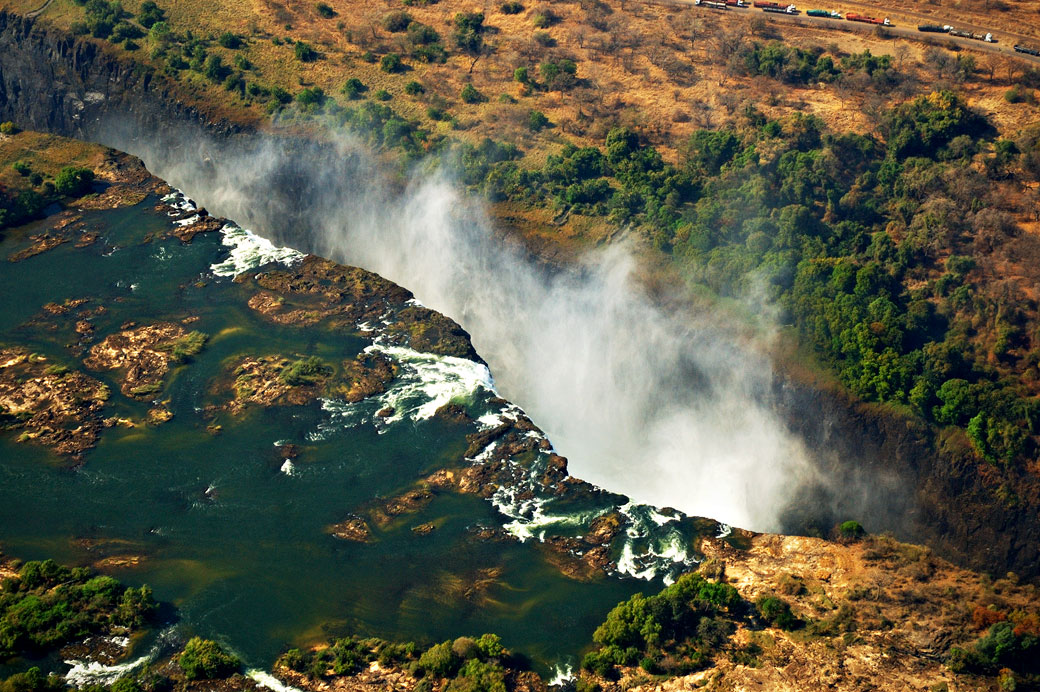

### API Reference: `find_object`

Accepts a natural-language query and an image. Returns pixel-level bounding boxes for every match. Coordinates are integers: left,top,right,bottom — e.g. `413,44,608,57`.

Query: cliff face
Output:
1,10,1036,581
0,11,243,143
775,378,1040,581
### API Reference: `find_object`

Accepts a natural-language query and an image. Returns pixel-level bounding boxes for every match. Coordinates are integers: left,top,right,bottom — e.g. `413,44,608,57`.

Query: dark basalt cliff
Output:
1,9,1036,581
0,11,244,143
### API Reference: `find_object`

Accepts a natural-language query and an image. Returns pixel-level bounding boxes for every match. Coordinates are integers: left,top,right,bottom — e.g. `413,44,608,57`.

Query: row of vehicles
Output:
918,24,993,42
689,0,1040,53
692,0,890,23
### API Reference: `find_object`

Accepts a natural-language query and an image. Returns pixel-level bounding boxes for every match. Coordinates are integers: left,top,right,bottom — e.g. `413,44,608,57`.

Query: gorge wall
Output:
1,9,1036,580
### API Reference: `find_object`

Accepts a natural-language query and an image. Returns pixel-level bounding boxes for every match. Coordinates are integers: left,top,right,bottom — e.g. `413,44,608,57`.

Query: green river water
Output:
0,193,691,680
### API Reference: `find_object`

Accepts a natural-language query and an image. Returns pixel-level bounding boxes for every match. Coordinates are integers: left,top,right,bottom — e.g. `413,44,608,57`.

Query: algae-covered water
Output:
0,194,674,676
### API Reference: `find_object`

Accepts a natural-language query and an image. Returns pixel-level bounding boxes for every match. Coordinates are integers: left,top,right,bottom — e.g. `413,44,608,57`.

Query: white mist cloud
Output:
106,125,833,532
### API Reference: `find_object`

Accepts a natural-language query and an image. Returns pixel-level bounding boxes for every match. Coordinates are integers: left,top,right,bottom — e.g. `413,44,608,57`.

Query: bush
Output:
839,520,866,540
418,641,460,677
218,31,241,48
280,357,331,386
374,89,392,101
500,1,524,13
404,81,424,95
294,41,318,61
460,84,483,104
513,66,529,84
453,12,485,54
475,633,503,659
381,53,404,73
538,58,577,90
12,161,30,176
137,0,164,28
296,86,326,108
527,110,549,131
178,638,241,680
342,77,367,99
1004,85,1035,105
383,11,413,32
755,596,799,630
445,659,506,692
316,2,336,18
0,121,20,135
532,9,557,27
532,31,555,47
54,166,95,196
406,22,439,45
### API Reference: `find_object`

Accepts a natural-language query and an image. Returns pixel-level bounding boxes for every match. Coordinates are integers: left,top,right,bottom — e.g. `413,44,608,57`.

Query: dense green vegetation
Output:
581,573,743,678
1,162,96,231
0,559,156,659
451,90,1039,471
278,632,510,692
177,637,242,680
948,619,1040,682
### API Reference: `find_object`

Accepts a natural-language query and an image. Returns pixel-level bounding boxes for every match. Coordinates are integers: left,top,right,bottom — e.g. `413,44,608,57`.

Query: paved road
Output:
644,0,1040,66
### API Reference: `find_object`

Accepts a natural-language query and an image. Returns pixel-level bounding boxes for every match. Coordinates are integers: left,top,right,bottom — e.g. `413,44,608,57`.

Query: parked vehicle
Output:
846,12,890,26
917,24,951,32
1015,44,1040,56
949,28,993,42
807,9,841,17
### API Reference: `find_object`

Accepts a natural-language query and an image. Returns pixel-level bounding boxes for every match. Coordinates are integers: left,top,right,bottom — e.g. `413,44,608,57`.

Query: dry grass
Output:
9,0,1038,167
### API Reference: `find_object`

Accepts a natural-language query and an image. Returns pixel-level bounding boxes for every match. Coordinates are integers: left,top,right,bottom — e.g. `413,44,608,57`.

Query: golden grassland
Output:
5,0,1040,166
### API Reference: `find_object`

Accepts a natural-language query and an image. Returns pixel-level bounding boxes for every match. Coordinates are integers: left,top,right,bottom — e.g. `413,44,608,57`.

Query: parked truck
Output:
846,12,890,26
807,9,841,17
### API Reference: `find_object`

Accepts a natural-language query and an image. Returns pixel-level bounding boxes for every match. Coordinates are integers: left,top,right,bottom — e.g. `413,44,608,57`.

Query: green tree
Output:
178,638,241,680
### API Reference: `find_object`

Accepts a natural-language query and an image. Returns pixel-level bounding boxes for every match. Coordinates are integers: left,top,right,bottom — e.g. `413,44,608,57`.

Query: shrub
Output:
538,58,577,90
1004,84,1035,105
12,161,30,176
527,110,549,131
404,80,424,95
406,21,438,44
54,166,95,196
513,66,529,83
839,520,866,540
532,9,557,27
453,11,485,54
294,41,318,61
203,54,228,82
178,638,241,680
137,0,164,28
383,11,413,32
460,84,483,104
272,86,292,104
374,89,392,101
316,2,335,18
500,1,523,13
280,357,331,386
218,31,241,48
445,659,506,692
296,86,326,108
0,121,20,135
532,30,554,47
475,633,503,658
418,641,459,677
427,106,448,121
380,53,403,73
756,596,799,630
342,78,367,99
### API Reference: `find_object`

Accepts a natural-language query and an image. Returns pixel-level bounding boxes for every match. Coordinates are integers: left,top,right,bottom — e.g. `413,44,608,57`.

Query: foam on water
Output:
248,670,307,692
64,655,152,687
210,224,305,278
280,459,296,476
547,663,574,687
